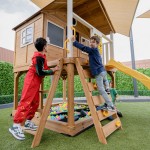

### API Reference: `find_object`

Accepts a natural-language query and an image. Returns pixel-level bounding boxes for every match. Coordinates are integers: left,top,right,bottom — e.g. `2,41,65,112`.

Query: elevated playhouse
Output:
12,0,150,148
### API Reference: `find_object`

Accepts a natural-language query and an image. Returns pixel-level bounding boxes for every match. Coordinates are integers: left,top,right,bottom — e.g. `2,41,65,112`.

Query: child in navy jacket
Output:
72,36,115,111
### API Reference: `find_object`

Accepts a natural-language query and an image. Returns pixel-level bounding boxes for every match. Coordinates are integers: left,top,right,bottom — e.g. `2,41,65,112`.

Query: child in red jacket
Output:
9,37,59,140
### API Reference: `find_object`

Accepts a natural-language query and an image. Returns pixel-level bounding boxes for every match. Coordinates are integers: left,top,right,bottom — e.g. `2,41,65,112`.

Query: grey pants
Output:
95,71,113,107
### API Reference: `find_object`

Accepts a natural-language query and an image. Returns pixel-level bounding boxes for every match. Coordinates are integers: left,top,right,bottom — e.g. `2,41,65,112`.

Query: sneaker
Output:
117,111,123,117
96,103,108,111
107,106,116,112
107,116,114,121
80,110,87,117
105,89,110,94
9,126,25,140
24,120,38,131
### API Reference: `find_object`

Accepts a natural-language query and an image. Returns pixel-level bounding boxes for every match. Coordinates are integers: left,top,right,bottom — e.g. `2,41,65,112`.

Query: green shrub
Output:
0,94,21,104
0,61,150,104
0,61,24,96
0,62,14,95
115,68,150,91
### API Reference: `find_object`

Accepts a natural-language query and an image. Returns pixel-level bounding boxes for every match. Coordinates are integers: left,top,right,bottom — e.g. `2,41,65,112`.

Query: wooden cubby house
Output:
12,0,139,148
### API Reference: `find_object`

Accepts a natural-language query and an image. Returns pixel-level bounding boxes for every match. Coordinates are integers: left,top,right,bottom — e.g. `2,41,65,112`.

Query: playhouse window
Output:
47,21,64,48
81,37,89,55
21,24,34,47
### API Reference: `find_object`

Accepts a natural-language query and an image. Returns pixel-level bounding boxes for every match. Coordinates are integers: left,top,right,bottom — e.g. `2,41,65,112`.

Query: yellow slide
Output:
105,59,150,89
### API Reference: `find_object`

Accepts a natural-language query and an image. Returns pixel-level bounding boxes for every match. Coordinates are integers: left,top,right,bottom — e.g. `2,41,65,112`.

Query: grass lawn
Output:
1,102,150,150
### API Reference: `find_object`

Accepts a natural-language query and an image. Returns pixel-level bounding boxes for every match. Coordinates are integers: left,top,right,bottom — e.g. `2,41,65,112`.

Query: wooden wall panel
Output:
46,45,63,62
14,14,43,68
73,47,78,57
15,46,27,66
14,11,91,71
34,18,43,39
43,14,65,61
27,44,36,64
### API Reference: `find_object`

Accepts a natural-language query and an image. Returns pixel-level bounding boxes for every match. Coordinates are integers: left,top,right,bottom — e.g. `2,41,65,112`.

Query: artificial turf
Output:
1,102,150,150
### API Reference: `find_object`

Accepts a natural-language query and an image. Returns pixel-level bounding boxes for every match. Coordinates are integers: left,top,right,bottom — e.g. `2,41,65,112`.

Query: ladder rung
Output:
75,58,122,145
83,69,94,78
97,110,116,121
39,90,49,93
92,95,105,106
102,118,121,138
22,127,36,135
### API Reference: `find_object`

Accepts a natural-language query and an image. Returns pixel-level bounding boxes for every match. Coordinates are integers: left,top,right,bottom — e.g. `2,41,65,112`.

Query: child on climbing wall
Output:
9,37,59,140
109,80,118,105
71,35,115,112
109,80,123,117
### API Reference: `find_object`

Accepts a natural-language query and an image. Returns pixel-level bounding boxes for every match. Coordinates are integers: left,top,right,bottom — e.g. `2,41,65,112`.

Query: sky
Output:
0,0,150,62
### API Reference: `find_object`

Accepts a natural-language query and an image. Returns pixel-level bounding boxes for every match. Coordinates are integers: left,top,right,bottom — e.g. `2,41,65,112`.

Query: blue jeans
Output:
95,71,113,107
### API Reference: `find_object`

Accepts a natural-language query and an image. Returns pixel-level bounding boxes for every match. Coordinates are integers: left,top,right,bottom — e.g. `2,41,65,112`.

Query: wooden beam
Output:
39,79,44,109
67,63,75,128
13,72,24,110
75,58,107,144
31,59,63,148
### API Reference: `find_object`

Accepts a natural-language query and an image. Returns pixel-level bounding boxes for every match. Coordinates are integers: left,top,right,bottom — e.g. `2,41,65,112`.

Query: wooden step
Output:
76,58,107,144
39,90,49,93
102,118,121,138
31,59,64,148
75,58,122,145
97,110,116,121
92,95,105,106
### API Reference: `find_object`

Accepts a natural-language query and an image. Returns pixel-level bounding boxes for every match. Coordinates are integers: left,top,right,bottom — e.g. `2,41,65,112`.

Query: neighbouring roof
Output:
0,47,14,64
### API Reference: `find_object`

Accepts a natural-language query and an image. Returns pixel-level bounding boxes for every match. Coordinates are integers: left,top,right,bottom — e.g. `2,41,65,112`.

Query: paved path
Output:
1,96,150,109
118,95,150,102
0,103,13,109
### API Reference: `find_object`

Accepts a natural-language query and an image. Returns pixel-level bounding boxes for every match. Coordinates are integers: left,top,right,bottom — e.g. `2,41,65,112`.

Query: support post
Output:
110,32,114,59
67,63,75,128
102,44,105,64
13,72,24,110
105,43,109,64
67,0,73,57
62,75,67,102
14,72,20,110
39,79,43,109
130,29,138,97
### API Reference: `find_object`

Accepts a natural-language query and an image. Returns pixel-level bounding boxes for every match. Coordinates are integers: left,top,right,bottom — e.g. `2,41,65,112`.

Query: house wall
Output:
14,12,91,72
14,13,44,72
43,14,65,61
43,13,90,60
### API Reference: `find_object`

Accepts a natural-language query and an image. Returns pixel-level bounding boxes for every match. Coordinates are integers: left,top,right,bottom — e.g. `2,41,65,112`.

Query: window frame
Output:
20,24,34,47
46,20,64,49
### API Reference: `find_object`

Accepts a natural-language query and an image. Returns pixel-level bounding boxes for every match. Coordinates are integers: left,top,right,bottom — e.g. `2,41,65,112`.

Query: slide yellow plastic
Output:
105,59,150,89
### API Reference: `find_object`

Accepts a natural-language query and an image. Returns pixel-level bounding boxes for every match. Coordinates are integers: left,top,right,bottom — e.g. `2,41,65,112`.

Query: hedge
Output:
0,61,150,104
0,61,25,96
0,94,21,104
1,90,149,104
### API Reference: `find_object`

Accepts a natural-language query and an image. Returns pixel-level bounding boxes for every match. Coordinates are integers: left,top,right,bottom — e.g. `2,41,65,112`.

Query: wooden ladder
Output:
75,58,122,144
22,59,63,148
